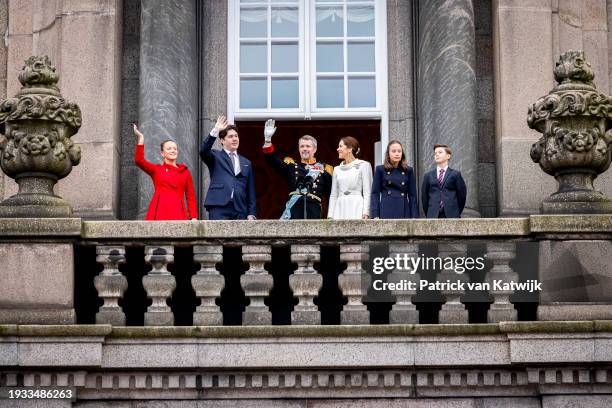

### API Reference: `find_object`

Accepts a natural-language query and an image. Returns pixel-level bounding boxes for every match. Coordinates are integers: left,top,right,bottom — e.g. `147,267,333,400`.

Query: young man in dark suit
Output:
200,116,257,220
421,144,467,218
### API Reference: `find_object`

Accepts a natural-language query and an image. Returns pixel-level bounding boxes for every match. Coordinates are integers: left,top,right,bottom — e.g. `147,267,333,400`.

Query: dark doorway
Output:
235,120,380,219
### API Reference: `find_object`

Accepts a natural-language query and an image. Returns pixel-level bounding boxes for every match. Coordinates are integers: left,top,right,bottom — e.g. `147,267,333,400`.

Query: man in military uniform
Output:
262,119,333,219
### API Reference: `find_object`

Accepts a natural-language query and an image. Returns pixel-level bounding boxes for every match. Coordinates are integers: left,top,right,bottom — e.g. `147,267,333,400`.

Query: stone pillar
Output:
94,245,128,326
241,245,273,325
388,243,420,324
493,0,556,215
417,0,479,217
192,244,224,326
289,245,322,325
387,1,416,167
485,242,517,323
138,0,198,219
339,244,370,325
143,245,176,326
438,243,469,324
4,0,124,218
538,240,612,320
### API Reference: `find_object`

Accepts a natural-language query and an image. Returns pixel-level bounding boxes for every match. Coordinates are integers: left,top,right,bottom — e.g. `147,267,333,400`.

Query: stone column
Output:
192,244,224,326
289,245,322,325
138,0,198,219
417,0,479,217
94,245,128,326
4,0,124,218
143,245,176,326
339,244,370,325
485,242,517,323
241,245,273,325
438,243,469,324
388,243,420,324
387,1,416,167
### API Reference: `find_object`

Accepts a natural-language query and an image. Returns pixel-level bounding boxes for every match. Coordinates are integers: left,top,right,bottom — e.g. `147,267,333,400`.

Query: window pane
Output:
317,77,344,108
271,7,298,37
347,42,375,72
240,43,267,73
316,42,343,72
272,78,299,108
347,6,374,37
240,78,267,109
348,77,375,107
272,43,298,72
316,6,343,37
241,7,267,38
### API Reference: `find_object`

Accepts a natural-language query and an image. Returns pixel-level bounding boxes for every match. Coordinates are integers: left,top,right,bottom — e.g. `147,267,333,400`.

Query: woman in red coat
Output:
133,124,198,220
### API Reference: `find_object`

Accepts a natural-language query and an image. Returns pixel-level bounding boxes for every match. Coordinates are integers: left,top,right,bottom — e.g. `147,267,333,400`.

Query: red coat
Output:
135,144,198,220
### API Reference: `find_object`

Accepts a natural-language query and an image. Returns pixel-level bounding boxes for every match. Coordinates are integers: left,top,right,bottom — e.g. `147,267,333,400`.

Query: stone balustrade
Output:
0,215,609,327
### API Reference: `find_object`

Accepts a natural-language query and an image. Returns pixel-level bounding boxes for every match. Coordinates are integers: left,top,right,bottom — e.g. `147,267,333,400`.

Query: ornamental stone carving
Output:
528,50,612,214
0,56,82,217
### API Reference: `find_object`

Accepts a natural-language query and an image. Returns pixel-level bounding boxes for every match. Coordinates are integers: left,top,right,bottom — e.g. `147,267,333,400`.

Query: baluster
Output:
388,243,420,324
438,243,469,324
486,242,518,322
192,245,225,326
143,246,175,326
289,245,322,325
339,244,370,325
241,245,273,325
94,245,127,325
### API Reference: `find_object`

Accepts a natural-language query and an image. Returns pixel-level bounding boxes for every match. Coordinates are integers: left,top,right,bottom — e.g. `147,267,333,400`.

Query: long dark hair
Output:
383,140,407,171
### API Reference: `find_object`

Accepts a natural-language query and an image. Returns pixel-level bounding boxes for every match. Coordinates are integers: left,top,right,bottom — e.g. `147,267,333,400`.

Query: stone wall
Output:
494,0,612,216
2,0,124,219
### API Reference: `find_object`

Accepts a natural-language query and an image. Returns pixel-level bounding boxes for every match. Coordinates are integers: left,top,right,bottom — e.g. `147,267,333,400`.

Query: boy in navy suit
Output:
421,144,467,218
200,116,257,220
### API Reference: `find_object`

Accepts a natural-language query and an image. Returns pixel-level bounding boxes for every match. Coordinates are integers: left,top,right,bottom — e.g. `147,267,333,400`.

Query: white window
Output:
227,0,388,121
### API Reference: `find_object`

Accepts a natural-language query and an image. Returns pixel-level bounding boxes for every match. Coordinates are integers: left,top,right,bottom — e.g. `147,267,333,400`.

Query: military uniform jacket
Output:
263,144,333,202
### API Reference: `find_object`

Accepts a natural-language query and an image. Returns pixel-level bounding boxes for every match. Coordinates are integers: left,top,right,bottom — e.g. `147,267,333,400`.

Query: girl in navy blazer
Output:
370,140,419,219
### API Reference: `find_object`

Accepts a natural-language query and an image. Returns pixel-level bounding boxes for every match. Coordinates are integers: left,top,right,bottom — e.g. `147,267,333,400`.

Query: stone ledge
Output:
0,218,82,237
530,214,612,233
81,219,530,240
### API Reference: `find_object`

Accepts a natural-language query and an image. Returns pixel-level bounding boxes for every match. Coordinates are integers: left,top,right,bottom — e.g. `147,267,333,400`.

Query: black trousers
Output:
289,197,322,219
438,209,446,219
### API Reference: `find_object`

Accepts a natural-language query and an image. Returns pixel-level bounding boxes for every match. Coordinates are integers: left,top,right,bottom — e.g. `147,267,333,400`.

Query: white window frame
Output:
227,0,388,144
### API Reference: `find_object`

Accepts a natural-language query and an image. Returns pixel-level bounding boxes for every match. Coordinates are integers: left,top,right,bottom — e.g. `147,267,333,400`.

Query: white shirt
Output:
223,149,241,175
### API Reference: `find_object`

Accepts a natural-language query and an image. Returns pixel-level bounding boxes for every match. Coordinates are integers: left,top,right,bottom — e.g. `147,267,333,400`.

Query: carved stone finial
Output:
528,50,612,214
18,56,60,89
0,55,82,218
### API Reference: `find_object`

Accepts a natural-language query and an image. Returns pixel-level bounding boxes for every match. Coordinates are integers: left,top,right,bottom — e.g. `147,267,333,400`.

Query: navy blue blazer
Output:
421,167,466,218
370,165,419,219
200,134,257,218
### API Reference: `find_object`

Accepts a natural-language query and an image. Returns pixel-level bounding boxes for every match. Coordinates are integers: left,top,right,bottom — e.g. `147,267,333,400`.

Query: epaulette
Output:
325,164,334,175
283,157,295,165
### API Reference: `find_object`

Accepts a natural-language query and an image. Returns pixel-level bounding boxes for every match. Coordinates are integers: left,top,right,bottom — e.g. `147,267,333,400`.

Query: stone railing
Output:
1,215,610,327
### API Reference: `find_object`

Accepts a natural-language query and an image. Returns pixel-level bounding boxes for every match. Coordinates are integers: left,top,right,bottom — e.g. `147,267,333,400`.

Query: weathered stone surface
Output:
241,245,273,325
486,242,518,322
388,243,420,324
417,0,479,217
339,244,370,325
94,245,127,325
0,217,81,235
289,245,322,325
438,243,469,324
143,246,176,326
528,50,612,214
0,243,74,324
138,0,198,219
192,244,224,326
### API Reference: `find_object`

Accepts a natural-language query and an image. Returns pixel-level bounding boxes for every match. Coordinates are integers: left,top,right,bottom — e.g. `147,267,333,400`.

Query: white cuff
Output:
209,127,220,138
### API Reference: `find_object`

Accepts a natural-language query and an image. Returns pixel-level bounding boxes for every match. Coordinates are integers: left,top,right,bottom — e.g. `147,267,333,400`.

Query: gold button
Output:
295,171,298,174
387,181,391,185
402,172,405,175
401,193,405,196
401,181,405,185
387,191,391,195
386,171,390,175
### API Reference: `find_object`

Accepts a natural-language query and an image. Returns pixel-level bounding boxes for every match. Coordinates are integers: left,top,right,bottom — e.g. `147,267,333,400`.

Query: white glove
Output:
263,119,276,146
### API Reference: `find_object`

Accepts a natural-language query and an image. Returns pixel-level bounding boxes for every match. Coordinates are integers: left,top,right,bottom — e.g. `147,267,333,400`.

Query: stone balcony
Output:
0,215,611,406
